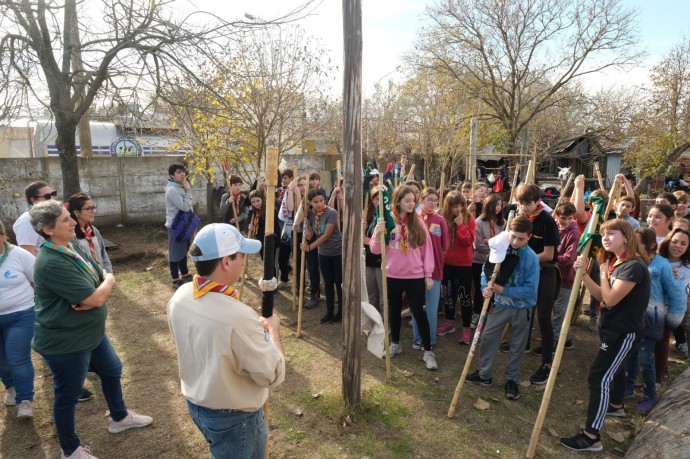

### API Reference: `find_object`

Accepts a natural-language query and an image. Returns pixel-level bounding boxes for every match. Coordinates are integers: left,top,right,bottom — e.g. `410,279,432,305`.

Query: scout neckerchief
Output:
489,220,496,238
600,252,627,309
419,209,436,227
81,224,97,260
0,242,13,268
251,207,261,238
312,207,326,236
527,203,544,222
42,241,100,286
392,208,410,254
232,193,242,220
448,211,467,249
193,274,238,300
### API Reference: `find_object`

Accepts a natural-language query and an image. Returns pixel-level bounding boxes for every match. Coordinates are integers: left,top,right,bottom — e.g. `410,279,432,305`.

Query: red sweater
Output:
418,211,450,280
444,216,476,267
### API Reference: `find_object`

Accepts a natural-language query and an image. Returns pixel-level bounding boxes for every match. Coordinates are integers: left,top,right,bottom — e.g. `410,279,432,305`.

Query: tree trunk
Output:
625,366,690,458
55,117,81,199
341,0,362,407
78,111,93,158
635,141,690,195
206,180,217,223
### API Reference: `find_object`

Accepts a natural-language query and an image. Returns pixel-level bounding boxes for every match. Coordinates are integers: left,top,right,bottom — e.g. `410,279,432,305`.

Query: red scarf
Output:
81,224,97,260
251,209,261,238
392,209,410,254
419,209,436,228
231,193,242,219
193,274,238,300
312,208,326,236
527,203,544,222
489,221,496,238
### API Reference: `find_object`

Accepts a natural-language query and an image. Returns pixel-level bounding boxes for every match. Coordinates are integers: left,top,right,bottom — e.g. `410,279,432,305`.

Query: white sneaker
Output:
389,343,403,357
4,386,16,406
61,446,98,459
108,411,153,433
423,351,438,370
277,281,290,289
17,400,33,418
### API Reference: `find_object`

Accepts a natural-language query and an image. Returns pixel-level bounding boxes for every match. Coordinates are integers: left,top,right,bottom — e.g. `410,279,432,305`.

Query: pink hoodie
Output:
370,221,435,279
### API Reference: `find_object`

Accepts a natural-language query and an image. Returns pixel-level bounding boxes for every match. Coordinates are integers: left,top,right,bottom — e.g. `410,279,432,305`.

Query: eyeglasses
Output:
81,206,97,212
34,190,58,200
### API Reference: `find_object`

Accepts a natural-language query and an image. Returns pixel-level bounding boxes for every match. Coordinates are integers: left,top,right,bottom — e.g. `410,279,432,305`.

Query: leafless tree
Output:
413,0,642,158
0,0,315,197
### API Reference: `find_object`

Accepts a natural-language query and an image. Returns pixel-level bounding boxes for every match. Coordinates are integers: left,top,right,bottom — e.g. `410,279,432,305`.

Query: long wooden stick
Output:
438,172,446,200
336,160,343,228
238,225,256,300
552,172,574,214
378,172,391,379
405,164,416,182
291,174,300,311
296,197,309,337
525,203,603,458
594,162,605,191
448,210,516,418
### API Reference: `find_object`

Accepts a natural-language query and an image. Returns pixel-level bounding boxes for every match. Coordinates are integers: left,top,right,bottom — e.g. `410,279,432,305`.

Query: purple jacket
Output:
557,221,580,289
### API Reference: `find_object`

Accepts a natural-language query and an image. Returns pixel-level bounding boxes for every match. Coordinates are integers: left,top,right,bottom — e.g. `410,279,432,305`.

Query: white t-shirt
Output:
12,210,43,249
0,245,35,315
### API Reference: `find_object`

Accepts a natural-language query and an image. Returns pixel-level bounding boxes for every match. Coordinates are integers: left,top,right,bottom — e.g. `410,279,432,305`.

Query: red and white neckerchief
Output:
193,274,238,300
600,253,627,310
81,224,97,260
392,209,410,254
419,209,436,228
489,221,496,238
526,203,544,222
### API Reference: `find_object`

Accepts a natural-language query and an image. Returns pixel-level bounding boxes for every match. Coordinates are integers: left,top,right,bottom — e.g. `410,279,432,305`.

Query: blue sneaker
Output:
79,389,93,402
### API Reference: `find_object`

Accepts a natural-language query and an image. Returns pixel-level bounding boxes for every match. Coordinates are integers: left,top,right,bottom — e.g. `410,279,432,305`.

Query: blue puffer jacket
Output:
481,245,540,310
645,255,687,341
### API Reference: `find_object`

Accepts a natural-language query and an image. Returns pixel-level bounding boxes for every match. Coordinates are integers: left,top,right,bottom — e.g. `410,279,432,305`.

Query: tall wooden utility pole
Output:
341,0,363,406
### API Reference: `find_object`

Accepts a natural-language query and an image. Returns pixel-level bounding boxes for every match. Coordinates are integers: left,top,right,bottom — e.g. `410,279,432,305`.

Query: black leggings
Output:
318,253,342,314
387,277,431,351
442,265,473,326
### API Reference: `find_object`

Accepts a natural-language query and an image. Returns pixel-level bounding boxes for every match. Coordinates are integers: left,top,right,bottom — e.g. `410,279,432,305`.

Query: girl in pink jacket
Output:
371,185,438,370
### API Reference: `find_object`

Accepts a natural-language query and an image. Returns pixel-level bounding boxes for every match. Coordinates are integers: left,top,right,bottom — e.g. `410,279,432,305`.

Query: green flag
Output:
374,184,396,245
577,196,607,258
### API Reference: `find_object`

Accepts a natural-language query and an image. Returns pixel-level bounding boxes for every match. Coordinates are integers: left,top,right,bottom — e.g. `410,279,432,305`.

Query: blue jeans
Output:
412,280,441,346
187,401,267,459
626,336,657,400
42,336,128,456
0,307,35,403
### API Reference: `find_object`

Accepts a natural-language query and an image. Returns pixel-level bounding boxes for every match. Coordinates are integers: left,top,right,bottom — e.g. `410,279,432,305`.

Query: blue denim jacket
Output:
645,255,686,341
481,245,539,309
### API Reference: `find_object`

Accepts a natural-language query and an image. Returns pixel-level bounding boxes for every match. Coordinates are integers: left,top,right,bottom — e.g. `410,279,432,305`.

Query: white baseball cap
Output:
488,231,510,264
191,223,261,261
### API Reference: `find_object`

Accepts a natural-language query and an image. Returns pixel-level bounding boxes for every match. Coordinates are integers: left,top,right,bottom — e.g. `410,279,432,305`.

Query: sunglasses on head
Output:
35,190,58,200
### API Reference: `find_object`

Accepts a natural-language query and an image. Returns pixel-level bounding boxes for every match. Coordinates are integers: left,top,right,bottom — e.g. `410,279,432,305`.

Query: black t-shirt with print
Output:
600,259,650,334
528,210,560,263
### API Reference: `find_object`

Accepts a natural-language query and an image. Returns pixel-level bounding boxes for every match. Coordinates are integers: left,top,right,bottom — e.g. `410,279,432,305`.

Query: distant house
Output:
542,134,620,188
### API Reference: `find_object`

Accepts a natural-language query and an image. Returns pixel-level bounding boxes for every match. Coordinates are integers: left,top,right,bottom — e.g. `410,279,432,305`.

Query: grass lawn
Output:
1,223,686,458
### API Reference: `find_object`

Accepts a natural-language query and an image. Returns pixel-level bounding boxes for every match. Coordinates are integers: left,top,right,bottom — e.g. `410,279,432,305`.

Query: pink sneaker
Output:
459,327,472,345
436,321,456,336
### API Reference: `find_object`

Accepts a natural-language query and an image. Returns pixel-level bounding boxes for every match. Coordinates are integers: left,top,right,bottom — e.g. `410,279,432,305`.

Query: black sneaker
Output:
505,380,520,400
563,339,574,350
532,346,545,356
606,404,626,417
329,312,342,324
304,297,320,309
78,389,93,402
533,340,574,356
529,364,551,385
560,432,603,452
466,371,493,387
500,342,531,354
319,312,334,324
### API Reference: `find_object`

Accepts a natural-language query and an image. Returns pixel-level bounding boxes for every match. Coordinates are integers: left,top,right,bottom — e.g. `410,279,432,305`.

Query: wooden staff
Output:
296,194,309,338
292,169,300,311
438,172,446,201
526,179,620,458
378,172,392,378
448,210,516,418
336,159,343,228
238,224,256,300
405,163,416,182
594,162,605,191
525,202,604,458
552,172,574,215
260,146,280,459
508,164,520,204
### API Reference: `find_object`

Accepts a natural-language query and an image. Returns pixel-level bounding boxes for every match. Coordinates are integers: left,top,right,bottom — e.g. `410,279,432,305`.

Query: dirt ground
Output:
1,223,687,458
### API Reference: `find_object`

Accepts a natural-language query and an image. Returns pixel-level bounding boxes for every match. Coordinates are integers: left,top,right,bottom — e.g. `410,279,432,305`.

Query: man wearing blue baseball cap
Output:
167,223,285,458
